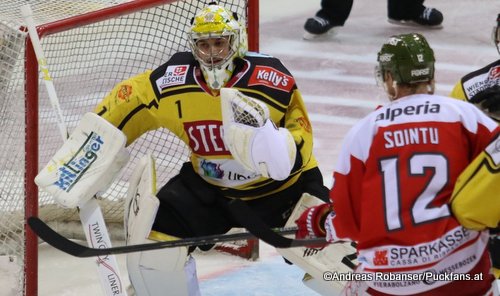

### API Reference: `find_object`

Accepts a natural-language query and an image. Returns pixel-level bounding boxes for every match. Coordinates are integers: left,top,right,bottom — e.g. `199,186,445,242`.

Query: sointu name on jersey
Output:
383,127,439,148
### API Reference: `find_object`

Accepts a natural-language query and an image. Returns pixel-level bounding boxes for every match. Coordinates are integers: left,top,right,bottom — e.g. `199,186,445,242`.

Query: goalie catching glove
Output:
35,112,130,208
220,88,296,180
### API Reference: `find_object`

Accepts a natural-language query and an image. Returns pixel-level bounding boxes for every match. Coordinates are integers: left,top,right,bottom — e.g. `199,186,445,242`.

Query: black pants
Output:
152,162,329,240
317,0,425,25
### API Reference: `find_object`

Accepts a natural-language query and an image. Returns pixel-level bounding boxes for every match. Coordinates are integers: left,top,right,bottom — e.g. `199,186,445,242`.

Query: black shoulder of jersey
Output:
149,52,201,98
234,53,298,110
243,53,295,78
462,59,500,83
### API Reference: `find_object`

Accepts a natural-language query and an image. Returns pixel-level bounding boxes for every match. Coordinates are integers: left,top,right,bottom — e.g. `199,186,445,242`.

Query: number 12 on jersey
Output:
379,153,451,231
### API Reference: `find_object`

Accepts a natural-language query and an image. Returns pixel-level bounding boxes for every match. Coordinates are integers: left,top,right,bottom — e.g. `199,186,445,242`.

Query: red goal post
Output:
0,0,259,295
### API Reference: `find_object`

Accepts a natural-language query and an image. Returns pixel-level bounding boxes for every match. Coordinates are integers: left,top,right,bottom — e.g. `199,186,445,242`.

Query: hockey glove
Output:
221,88,296,180
35,113,129,208
295,203,333,248
470,85,500,121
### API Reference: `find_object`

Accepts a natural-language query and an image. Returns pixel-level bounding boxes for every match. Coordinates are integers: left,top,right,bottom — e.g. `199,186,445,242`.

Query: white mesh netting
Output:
0,0,250,294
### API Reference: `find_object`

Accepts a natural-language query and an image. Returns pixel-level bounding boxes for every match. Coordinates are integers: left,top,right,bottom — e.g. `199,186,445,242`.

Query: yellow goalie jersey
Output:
94,52,318,199
450,61,500,278
449,59,500,122
451,133,500,230
449,60,500,102
450,132,500,278
450,59,500,230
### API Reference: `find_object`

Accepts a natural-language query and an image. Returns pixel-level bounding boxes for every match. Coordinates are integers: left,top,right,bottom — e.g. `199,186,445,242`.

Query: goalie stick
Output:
227,199,327,248
28,216,326,257
21,5,126,295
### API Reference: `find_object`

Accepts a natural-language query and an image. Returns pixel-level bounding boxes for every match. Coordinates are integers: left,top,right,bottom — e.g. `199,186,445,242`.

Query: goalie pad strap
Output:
35,112,129,208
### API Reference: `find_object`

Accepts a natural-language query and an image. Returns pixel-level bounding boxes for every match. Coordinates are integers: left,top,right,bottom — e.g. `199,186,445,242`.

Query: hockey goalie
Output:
35,3,359,295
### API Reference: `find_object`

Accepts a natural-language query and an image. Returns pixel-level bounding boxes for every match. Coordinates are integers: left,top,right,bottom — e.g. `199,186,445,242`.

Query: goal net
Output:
0,0,258,295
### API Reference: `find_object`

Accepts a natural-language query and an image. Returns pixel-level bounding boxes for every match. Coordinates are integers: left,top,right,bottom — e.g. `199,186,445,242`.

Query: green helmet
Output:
377,33,435,84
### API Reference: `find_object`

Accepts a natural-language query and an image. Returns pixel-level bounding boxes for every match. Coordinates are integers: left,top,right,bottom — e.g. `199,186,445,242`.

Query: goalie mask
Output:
189,4,248,90
375,33,435,86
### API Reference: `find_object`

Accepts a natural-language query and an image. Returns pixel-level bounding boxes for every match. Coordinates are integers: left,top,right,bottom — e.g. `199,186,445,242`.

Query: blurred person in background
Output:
303,0,443,39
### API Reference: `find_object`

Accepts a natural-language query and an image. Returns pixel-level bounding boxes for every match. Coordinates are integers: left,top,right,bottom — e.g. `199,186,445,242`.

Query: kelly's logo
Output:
248,65,294,92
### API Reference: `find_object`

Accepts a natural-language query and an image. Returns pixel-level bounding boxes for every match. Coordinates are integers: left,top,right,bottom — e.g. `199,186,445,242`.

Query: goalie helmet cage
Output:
0,0,259,295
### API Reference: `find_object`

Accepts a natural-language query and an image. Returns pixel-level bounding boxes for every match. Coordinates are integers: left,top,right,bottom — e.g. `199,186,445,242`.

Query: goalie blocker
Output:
35,112,130,208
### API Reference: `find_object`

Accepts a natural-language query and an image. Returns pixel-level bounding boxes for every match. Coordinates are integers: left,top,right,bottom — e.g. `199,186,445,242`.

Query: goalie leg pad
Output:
124,154,159,243
127,242,200,296
125,155,200,296
35,112,130,208
277,193,358,296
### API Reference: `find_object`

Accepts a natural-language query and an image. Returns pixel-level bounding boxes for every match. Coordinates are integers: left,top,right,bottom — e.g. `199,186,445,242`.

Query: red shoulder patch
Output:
489,65,500,79
248,65,294,92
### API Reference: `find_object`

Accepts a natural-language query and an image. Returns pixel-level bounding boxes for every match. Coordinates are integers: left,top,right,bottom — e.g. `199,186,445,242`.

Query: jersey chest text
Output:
158,94,229,156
